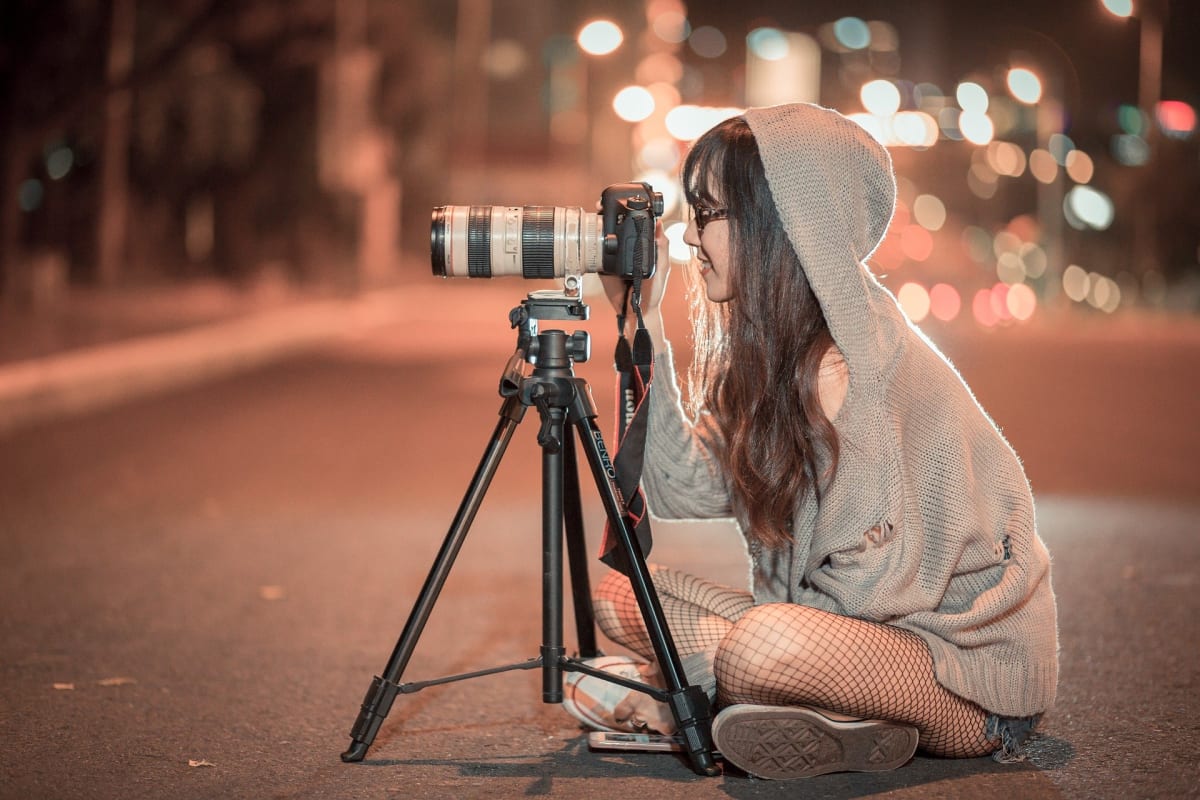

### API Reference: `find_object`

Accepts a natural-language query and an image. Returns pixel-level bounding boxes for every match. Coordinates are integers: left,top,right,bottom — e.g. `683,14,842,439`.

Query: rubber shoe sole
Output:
711,704,918,780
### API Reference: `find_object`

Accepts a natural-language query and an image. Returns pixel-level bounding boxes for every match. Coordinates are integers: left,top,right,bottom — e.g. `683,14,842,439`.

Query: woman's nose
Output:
683,218,700,247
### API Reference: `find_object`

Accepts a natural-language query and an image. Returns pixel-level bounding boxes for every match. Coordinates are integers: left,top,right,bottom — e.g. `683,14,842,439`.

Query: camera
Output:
431,182,662,284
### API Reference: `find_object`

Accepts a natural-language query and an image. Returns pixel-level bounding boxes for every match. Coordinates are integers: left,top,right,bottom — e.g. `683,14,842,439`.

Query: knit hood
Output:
742,103,900,384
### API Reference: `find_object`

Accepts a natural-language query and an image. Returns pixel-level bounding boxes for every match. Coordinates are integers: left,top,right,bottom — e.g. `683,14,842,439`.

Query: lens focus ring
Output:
522,207,555,279
467,207,492,278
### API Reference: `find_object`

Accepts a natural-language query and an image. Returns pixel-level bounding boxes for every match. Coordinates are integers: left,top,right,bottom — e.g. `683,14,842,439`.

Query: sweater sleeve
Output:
640,342,734,520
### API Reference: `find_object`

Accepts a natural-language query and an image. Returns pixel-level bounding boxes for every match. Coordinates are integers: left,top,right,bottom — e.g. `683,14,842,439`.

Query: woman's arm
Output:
601,269,734,520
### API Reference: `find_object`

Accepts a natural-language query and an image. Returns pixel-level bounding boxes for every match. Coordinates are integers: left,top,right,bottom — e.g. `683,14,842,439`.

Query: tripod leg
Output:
540,407,566,704
568,413,721,777
562,433,599,658
341,397,526,763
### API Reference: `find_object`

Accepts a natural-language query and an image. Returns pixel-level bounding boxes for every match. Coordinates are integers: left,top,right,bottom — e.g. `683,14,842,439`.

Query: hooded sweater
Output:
642,103,1059,719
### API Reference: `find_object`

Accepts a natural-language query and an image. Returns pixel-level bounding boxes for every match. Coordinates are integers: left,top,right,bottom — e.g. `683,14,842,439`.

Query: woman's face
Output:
684,203,733,303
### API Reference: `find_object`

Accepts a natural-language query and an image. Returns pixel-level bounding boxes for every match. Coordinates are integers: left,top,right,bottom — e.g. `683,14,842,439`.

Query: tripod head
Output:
501,291,591,403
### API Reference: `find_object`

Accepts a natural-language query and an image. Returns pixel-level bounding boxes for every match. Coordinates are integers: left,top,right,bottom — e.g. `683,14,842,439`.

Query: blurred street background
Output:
2,1,1199,798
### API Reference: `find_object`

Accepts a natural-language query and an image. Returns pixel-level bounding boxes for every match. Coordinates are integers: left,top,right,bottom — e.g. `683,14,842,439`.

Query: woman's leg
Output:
592,566,754,659
715,603,996,758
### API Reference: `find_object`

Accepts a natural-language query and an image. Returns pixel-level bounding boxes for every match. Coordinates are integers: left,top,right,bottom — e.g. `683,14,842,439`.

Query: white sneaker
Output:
711,704,918,779
561,656,661,733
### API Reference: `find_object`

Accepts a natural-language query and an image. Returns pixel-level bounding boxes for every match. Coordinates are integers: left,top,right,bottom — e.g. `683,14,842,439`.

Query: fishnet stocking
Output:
593,565,753,659
593,566,997,759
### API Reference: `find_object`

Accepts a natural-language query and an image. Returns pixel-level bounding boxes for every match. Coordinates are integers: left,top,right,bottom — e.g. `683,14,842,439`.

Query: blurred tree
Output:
0,0,235,294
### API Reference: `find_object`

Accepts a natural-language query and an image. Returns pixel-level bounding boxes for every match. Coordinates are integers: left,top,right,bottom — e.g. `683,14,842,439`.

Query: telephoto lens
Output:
431,205,604,279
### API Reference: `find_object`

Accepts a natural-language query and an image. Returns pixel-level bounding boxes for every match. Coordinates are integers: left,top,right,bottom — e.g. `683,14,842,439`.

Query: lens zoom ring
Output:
522,207,555,279
467,207,492,277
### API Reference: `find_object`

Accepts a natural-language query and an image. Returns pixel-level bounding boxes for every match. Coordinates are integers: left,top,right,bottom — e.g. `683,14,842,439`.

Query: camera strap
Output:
600,282,655,575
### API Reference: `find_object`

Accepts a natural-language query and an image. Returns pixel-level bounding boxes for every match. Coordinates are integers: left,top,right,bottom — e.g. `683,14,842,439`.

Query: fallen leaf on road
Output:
259,585,286,600
53,683,75,691
97,676,137,687
188,759,217,768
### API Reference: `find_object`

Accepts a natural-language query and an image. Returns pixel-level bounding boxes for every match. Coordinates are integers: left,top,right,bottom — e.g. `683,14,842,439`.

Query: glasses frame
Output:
692,205,729,234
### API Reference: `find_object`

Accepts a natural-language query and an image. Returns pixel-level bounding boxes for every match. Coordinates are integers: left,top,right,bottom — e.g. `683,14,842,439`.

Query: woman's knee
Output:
714,603,824,700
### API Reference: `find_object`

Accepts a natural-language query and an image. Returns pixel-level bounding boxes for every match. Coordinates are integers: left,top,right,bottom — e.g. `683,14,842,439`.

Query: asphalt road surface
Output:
2,299,1198,799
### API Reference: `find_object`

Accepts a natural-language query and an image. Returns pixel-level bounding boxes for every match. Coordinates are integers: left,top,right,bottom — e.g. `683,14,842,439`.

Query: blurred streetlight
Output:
1100,0,1134,19
578,20,624,56
1100,0,1165,275
1006,68,1043,104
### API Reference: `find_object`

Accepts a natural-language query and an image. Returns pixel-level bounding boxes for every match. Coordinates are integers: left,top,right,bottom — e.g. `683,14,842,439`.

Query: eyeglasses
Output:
692,205,729,234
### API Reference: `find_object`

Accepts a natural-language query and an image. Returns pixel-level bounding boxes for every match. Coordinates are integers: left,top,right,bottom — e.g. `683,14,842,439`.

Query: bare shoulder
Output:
816,345,849,420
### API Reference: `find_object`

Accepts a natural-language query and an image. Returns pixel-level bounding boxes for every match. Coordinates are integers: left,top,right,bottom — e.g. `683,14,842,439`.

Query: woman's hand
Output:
612,661,677,734
598,223,672,318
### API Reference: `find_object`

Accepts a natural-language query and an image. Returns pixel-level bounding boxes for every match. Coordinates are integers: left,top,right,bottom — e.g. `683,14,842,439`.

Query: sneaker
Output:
562,655,661,733
711,704,918,780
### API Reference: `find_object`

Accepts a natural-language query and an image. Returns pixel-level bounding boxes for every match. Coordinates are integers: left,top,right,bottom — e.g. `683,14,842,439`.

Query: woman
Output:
563,103,1059,780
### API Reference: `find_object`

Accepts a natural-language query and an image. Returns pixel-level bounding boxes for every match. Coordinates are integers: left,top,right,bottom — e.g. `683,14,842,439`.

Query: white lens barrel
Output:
435,206,603,279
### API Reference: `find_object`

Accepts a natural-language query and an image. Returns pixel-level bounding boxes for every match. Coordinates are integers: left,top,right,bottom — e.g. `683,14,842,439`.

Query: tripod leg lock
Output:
342,675,401,761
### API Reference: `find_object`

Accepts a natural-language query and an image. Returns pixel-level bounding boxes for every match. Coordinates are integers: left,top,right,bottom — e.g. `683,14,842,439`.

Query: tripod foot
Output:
341,741,370,762
667,685,722,776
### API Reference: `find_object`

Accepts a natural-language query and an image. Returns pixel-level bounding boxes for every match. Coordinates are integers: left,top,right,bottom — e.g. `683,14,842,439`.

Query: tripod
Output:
340,294,720,776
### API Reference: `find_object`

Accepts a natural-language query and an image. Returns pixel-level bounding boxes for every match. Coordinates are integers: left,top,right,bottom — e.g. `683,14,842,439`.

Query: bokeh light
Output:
578,20,623,55
929,283,961,321
834,17,871,50
665,105,743,141
901,225,934,262
689,26,727,58
651,11,690,44
990,283,1013,322
892,111,939,147
1101,0,1134,17
847,113,886,144
613,86,655,122
913,194,946,231
1019,242,1048,278
1065,186,1115,230
1157,100,1197,138
747,28,789,61
46,146,74,180
861,80,902,116
938,107,964,140
959,111,995,144
973,288,999,327
1006,283,1037,321
986,141,1027,177
1118,104,1146,135
956,82,990,113
1006,68,1042,104
898,282,931,322
1063,265,1090,302
1029,149,1058,183
1048,133,1075,165
1065,150,1094,183
1113,133,1150,165
1088,273,1122,313
997,251,1025,284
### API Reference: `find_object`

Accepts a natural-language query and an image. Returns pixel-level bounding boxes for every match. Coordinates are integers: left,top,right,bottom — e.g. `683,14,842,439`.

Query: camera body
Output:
431,182,662,285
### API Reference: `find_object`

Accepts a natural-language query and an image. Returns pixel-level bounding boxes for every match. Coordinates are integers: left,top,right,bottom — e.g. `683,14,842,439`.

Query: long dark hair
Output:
681,116,839,550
